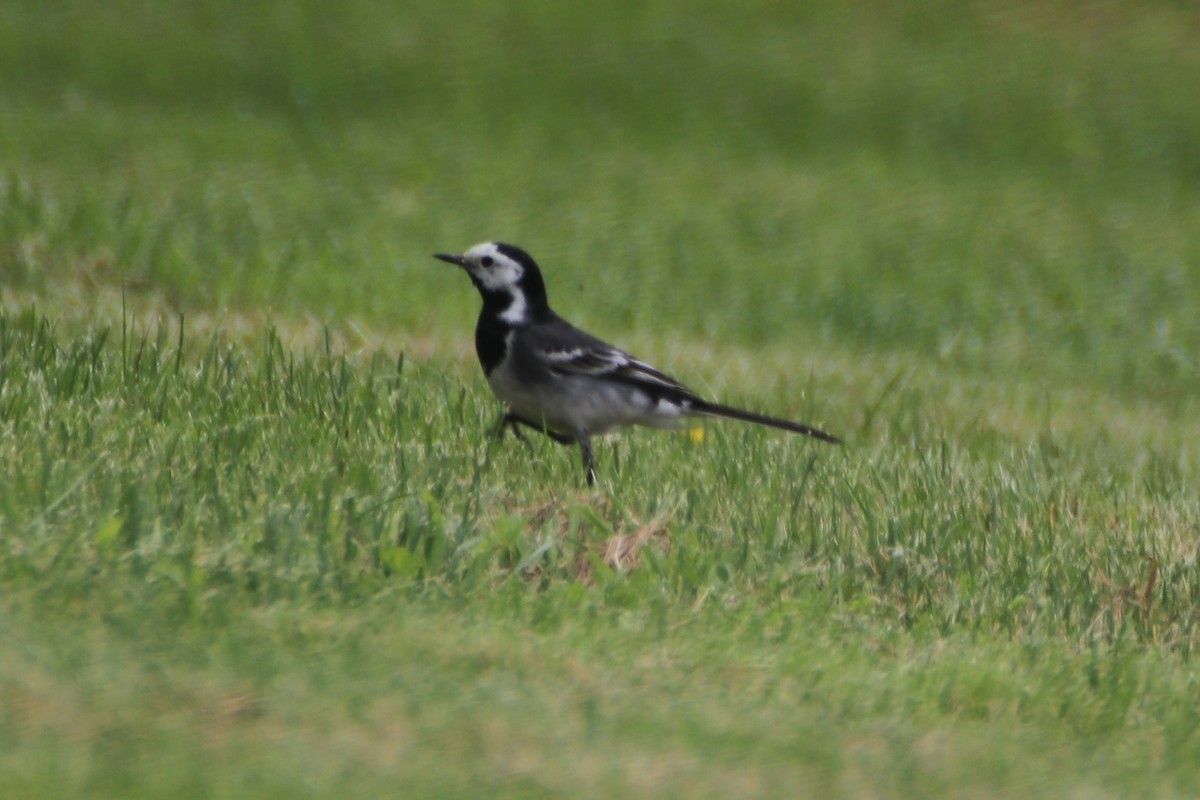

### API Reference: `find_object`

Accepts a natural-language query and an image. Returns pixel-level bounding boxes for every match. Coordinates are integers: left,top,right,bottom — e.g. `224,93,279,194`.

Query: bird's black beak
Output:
433,253,466,267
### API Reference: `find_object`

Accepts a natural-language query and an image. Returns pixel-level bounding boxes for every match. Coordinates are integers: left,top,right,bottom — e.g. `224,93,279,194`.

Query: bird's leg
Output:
577,431,596,487
500,413,576,445
494,412,528,443
540,426,576,445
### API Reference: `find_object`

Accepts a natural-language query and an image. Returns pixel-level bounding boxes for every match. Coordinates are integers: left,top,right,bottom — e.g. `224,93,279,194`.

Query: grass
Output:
2,0,1200,797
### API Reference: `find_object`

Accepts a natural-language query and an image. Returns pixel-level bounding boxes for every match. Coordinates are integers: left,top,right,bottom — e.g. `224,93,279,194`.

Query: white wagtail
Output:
435,242,841,485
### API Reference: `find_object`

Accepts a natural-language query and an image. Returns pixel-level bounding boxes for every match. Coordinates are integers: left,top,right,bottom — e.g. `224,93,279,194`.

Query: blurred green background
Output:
4,0,1197,393
3,2,1200,797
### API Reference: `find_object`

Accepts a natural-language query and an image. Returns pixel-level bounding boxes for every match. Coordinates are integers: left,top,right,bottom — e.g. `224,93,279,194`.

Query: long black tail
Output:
691,400,842,445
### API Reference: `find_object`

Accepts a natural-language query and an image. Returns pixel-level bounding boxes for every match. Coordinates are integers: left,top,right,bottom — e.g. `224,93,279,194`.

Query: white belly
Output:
486,366,687,437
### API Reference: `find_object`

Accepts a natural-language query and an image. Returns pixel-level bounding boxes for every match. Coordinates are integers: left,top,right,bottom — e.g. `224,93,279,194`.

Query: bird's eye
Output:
480,256,494,267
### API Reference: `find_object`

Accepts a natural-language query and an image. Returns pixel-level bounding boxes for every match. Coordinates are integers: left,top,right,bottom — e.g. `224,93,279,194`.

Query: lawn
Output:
2,1,1199,797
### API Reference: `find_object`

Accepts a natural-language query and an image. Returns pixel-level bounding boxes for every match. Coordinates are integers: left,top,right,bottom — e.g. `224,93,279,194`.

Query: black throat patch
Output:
474,304,510,374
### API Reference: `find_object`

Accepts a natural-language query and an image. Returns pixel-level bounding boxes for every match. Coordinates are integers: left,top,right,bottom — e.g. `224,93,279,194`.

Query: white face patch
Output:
462,242,525,293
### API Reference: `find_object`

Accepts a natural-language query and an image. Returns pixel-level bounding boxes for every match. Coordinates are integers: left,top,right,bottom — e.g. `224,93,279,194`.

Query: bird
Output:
434,242,841,485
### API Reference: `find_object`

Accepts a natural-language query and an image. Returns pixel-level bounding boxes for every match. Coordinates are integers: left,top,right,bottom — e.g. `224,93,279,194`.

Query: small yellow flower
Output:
688,426,706,445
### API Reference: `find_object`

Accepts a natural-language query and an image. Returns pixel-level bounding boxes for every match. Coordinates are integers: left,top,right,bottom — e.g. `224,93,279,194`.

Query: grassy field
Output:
3,1,1199,797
